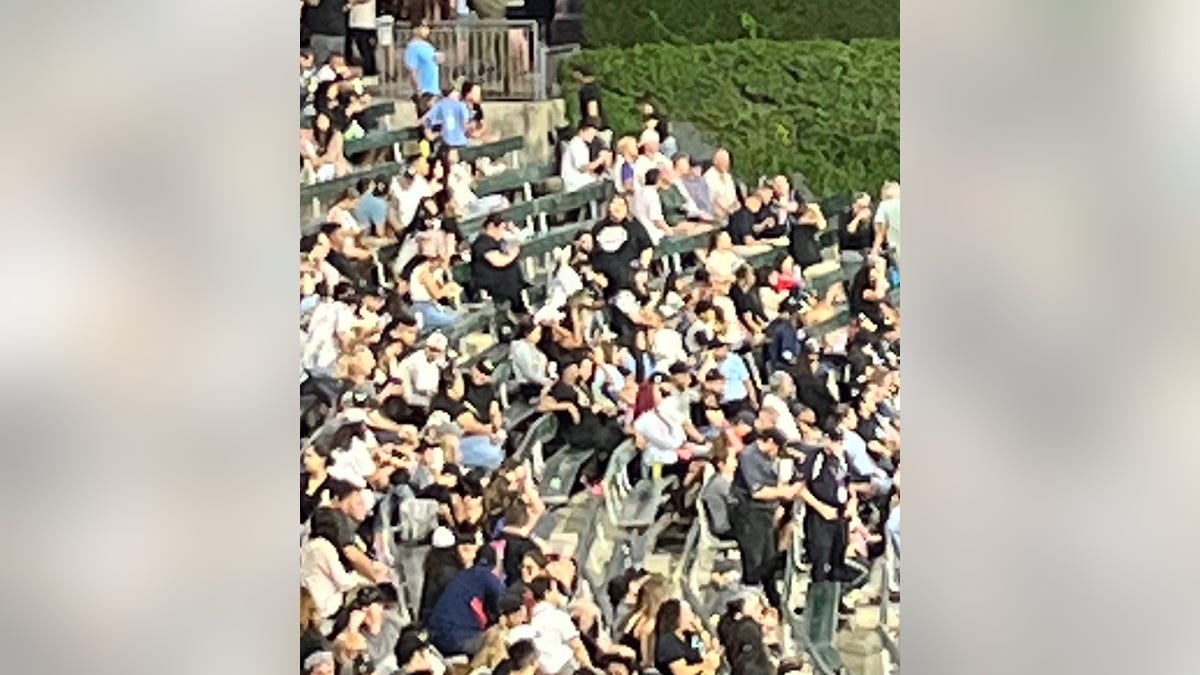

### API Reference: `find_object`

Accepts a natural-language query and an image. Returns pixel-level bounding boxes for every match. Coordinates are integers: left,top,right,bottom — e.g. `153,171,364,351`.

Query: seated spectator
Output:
633,130,670,190
729,265,770,338
329,623,374,674
591,195,654,293
462,81,494,143
303,650,335,675
301,443,335,524
500,502,545,586
355,175,401,239
430,369,506,471
471,592,532,671
697,339,756,419
527,576,595,674
469,214,528,313
301,110,352,182
562,119,612,192
539,355,626,462
657,166,714,230
839,191,875,254
510,318,554,400
612,136,639,195
653,599,721,675
380,332,449,423
701,231,746,285
632,168,672,245
632,376,693,474
617,574,668,668
717,592,777,675
726,192,780,255
788,200,828,273
497,638,540,675
408,252,461,333
703,149,740,220
301,588,332,668
674,154,716,220
442,148,509,218
394,627,439,675
420,525,481,624
301,506,363,621
427,544,507,656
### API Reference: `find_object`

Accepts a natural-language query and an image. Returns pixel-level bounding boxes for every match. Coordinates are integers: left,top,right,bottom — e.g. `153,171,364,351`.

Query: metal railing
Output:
393,19,548,100
541,43,582,98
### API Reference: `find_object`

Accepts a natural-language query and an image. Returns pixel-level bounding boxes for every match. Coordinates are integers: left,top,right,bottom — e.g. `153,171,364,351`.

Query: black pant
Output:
345,28,378,76
804,510,851,583
732,502,781,607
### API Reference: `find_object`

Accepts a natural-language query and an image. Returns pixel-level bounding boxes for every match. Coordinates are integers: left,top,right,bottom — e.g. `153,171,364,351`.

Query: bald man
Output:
704,149,740,219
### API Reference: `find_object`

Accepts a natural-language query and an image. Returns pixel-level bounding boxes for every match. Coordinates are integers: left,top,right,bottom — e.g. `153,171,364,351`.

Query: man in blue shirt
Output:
424,89,472,148
354,175,396,237
426,545,506,657
705,338,757,418
404,21,442,101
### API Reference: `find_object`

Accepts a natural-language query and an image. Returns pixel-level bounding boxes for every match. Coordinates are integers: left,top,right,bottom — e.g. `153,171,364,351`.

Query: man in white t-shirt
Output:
385,331,449,409
527,577,592,675
872,180,900,261
704,148,739,219
560,120,611,192
633,128,669,186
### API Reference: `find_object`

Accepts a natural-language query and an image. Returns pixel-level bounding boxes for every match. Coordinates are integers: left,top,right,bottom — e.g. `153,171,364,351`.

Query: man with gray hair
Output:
704,148,740,219
872,180,900,262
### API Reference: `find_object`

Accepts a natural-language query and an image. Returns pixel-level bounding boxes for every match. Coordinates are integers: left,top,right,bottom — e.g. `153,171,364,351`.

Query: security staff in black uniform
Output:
730,427,804,610
797,428,857,675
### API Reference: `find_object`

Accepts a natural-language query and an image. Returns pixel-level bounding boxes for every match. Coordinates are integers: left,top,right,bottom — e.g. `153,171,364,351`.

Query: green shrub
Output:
584,0,900,48
560,40,899,199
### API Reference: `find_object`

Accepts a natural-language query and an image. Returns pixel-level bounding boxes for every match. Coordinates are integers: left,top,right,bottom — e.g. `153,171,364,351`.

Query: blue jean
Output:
460,435,504,471
414,301,458,333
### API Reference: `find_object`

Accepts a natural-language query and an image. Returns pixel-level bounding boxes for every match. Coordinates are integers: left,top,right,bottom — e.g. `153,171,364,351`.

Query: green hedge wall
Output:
584,0,900,48
560,40,899,199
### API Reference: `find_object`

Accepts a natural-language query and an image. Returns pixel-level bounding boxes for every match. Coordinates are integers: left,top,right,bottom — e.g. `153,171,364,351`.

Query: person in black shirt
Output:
839,192,876,253
499,501,542,587
788,340,838,428
591,195,653,295
729,265,769,337
726,193,770,247
788,200,827,272
539,355,625,458
653,599,719,675
469,215,528,313
301,443,335,523
848,254,889,329
302,0,348,65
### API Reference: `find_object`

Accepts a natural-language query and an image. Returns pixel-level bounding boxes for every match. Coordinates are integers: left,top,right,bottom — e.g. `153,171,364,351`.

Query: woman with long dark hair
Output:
653,599,720,675
301,110,351,181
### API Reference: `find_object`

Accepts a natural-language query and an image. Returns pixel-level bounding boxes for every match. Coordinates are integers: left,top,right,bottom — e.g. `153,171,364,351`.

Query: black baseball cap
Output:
475,359,496,376
394,629,429,667
668,362,690,376
499,592,526,616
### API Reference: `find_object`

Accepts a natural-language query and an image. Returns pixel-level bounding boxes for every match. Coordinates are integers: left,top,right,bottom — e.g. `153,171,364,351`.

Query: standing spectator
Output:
704,149,739,220
426,86,472,148
404,20,443,110
730,428,802,608
575,65,608,135
470,215,528,313
346,0,379,76
561,119,611,192
872,180,901,262
303,0,349,66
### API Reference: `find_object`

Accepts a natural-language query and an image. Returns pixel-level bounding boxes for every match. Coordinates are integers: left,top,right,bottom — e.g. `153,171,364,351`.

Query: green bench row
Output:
300,135,526,206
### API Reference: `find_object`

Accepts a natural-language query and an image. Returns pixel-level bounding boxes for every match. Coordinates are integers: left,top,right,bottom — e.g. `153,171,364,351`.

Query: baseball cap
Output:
499,592,526,616
431,526,455,549
475,359,496,376
668,362,690,376
394,629,430,667
639,129,660,146
426,331,449,351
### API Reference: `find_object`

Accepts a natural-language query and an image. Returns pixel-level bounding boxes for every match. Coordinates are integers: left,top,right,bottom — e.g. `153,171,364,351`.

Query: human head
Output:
712,148,731,172
415,20,431,39
633,573,669,618
673,153,691,175
616,135,638,159
771,174,790,196
327,478,368,522
880,180,900,200
304,650,335,675
853,191,872,210
521,548,549,584
758,428,788,457
578,119,598,143
303,443,335,475
639,128,660,155
744,192,762,213
461,80,481,103
394,628,432,673
607,194,629,221
654,598,691,635
508,639,539,675
644,168,661,188
425,331,449,360
301,50,315,70
314,111,332,134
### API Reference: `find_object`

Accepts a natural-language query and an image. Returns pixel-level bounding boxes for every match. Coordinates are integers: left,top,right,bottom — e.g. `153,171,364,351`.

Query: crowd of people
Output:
299,15,902,675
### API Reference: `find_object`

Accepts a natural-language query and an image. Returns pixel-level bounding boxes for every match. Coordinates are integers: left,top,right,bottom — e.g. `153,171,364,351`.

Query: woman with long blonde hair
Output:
618,573,671,668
